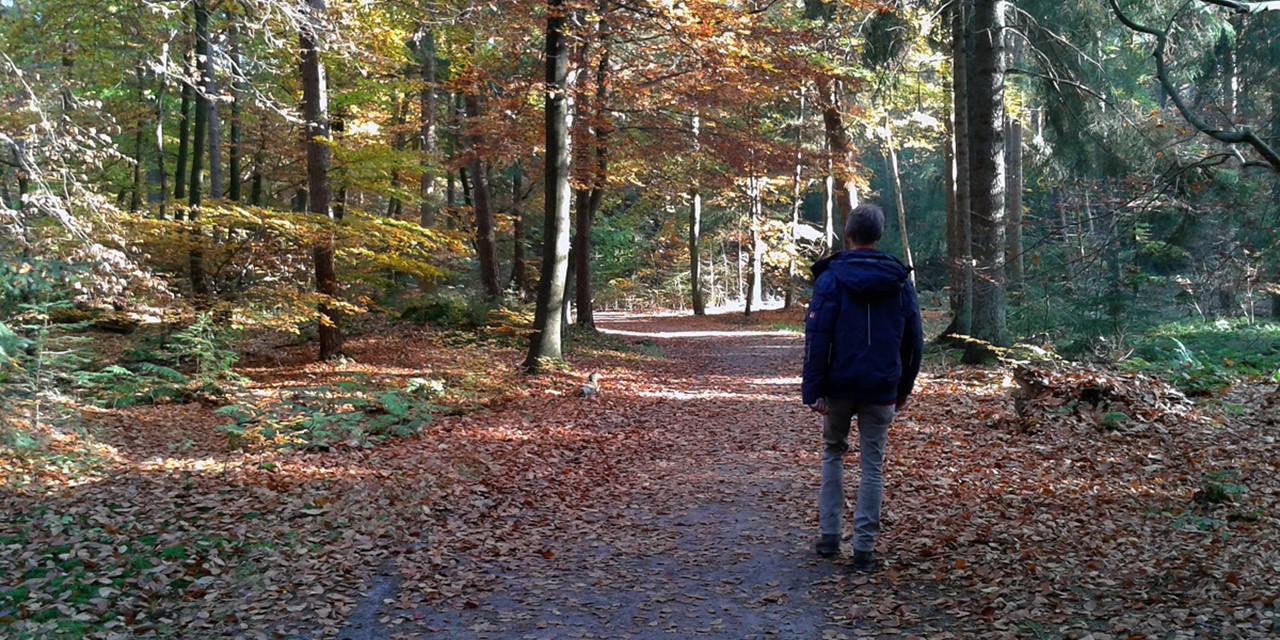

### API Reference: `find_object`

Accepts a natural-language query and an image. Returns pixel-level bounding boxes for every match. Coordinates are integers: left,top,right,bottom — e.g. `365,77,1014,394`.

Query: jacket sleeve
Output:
802,273,840,405
897,280,924,400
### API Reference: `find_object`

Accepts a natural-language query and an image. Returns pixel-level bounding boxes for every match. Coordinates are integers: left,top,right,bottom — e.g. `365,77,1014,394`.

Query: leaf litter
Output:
2,310,1277,639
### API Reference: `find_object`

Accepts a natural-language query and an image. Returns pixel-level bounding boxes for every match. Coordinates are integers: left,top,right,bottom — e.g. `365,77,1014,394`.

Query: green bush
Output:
1122,319,1280,394
216,375,443,450
399,290,495,329
0,257,92,429
78,314,247,407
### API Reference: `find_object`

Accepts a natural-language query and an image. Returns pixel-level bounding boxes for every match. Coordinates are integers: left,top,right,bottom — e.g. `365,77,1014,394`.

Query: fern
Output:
135,362,188,384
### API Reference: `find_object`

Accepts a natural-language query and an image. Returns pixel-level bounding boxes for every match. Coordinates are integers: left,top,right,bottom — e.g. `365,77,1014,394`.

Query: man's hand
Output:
808,398,829,415
895,395,910,412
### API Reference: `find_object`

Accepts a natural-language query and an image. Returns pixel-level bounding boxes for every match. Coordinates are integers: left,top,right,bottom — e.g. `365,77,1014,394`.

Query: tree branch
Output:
1107,0,1280,172
1196,0,1280,13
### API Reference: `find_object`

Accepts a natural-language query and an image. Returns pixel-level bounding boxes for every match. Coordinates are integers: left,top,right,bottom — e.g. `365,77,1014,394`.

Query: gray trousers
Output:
819,399,895,552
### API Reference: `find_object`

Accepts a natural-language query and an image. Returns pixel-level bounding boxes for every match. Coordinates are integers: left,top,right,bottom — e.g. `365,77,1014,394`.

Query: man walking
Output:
802,204,923,573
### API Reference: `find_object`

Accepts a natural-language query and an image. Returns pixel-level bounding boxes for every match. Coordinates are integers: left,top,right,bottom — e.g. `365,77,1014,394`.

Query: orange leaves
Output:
5,311,1280,637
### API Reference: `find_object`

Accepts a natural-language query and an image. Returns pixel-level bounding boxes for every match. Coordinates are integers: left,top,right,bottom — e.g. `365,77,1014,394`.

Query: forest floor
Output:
3,310,1280,639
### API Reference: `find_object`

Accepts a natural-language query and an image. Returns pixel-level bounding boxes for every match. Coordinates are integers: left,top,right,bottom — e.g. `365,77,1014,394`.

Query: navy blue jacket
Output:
802,249,923,406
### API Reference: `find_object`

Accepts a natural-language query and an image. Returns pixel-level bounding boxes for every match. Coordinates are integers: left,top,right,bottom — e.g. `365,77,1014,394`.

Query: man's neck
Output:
844,243,877,252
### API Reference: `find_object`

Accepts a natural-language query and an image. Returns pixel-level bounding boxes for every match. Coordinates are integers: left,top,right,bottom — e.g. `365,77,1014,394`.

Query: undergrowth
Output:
216,374,444,451
1122,318,1280,394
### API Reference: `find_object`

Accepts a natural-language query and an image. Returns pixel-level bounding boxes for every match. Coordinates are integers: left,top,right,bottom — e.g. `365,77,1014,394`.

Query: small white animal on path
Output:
576,372,602,398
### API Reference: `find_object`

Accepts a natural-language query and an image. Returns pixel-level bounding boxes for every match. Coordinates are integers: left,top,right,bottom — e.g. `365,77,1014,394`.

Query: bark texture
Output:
509,164,528,295
524,0,573,371
174,51,192,207
188,1,210,299
301,0,341,360
1005,116,1024,288
963,0,1008,362
946,0,974,340
690,188,705,315
229,24,243,201
464,93,502,300
416,28,438,228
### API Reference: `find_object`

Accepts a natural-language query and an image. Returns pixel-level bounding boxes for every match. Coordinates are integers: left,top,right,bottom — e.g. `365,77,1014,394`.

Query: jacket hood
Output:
811,249,911,301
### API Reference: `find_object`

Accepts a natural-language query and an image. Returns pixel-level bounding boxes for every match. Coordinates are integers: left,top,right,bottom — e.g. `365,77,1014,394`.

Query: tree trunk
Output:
571,189,593,327
446,170,456,213
509,162,528,295
455,92,469,221
945,0,974,341
174,52,193,207
804,0,856,241
690,187,705,315
250,151,264,206
1216,29,1236,125
301,0,340,360
562,256,574,330
1005,116,1024,289
154,46,168,220
204,16,222,200
736,221,745,303
963,0,1008,363
525,0,573,371
884,121,915,283
188,0,210,299
332,115,346,221
460,166,473,208
129,63,146,214
943,53,956,307
707,246,717,307
786,90,804,310
464,93,502,300
745,175,764,316
387,92,407,218
573,21,610,329
1273,39,1280,319
823,155,835,252
446,90,458,221
416,27,438,227
229,23,243,202
818,78,858,232
690,114,706,315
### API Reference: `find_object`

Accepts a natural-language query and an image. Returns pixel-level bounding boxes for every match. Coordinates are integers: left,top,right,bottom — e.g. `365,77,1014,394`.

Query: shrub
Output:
399,290,495,329
1122,319,1280,394
77,314,247,407
215,375,444,450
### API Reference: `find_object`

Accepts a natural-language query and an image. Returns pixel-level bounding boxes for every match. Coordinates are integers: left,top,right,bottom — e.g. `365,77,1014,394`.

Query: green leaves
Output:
215,375,439,451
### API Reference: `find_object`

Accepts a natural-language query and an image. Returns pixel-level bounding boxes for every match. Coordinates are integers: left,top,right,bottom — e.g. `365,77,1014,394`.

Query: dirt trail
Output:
336,313,848,639
325,311,1280,640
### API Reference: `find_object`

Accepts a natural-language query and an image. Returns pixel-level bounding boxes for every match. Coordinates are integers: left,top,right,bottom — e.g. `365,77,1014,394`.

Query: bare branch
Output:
1107,0,1280,172
1196,0,1280,13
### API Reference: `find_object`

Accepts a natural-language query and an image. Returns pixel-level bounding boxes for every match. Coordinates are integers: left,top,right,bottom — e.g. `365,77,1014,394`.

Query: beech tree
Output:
188,0,210,299
524,0,573,371
300,0,341,360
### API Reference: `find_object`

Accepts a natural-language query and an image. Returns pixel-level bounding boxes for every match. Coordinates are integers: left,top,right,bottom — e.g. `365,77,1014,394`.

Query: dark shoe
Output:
814,534,840,557
852,550,879,573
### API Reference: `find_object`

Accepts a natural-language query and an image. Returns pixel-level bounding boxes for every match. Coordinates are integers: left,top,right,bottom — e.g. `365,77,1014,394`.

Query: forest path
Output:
327,310,1280,640
337,311,864,639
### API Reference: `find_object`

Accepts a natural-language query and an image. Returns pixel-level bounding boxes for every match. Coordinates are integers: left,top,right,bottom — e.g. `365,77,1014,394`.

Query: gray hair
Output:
844,204,885,246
